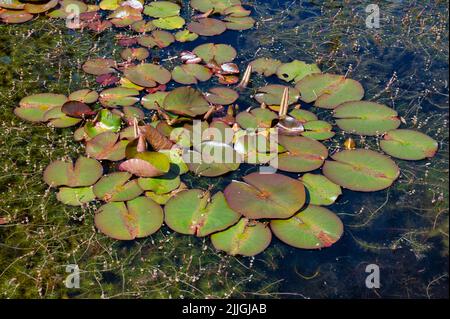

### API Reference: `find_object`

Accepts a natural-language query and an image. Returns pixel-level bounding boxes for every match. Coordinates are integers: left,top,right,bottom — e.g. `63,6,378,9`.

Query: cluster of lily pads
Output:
9,0,440,257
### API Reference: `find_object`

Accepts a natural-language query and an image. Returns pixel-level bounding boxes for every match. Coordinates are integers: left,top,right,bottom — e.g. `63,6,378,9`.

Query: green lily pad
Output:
84,109,122,138
188,18,226,36
322,149,400,192
172,64,212,85
301,120,335,140
137,30,175,48
95,197,163,240
120,47,150,61
99,87,140,107
190,0,241,14
93,172,143,202
163,87,210,117
223,16,255,30
276,60,321,83
86,132,129,161
333,101,401,136
143,1,181,18
164,190,240,237
82,58,116,75
380,129,439,160
211,218,272,257
124,63,171,88
233,131,278,164
43,106,82,128
224,172,306,219
131,20,156,33
289,109,318,123
277,136,328,173
43,156,103,187
56,187,96,206
300,174,342,206
236,108,277,129
175,29,199,42
123,106,145,123
119,151,170,177
204,87,239,105
138,174,181,195
250,58,282,77
270,205,343,249
193,43,237,65
254,85,300,106
14,93,67,122
68,89,99,104
224,4,251,17
153,16,185,30
141,91,169,110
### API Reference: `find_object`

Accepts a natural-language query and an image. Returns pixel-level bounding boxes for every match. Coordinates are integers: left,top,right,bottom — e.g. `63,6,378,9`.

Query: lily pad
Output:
61,101,96,118
141,91,169,110
300,174,342,206
301,120,335,140
82,58,116,75
188,18,226,36
163,87,210,117
190,0,241,14
99,87,140,107
193,43,237,65
289,108,318,123
322,149,400,192
120,47,149,61
43,156,103,187
172,64,212,85
93,172,143,202
56,187,96,206
95,197,163,240
84,109,122,138
119,152,170,177
14,93,67,122
137,30,175,48
380,129,439,160
211,218,272,257
276,60,321,83
223,16,255,30
276,136,328,173
224,172,306,219
165,190,240,237
236,108,277,129
254,85,300,107
250,58,282,77
68,89,99,104
42,106,82,128
204,87,239,105
270,205,343,249
108,6,142,27
86,132,129,161
175,29,199,42
143,1,180,18
124,63,171,88
24,0,59,14
152,16,185,30
138,174,181,195
0,10,33,24
224,4,251,17
333,101,401,136
131,20,156,33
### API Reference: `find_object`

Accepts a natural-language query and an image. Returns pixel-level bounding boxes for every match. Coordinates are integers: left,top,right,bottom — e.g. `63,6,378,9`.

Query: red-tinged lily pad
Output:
276,135,328,173
124,63,171,88
141,91,169,110
300,174,342,206
163,87,210,117
0,10,33,24
86,132,129,161
56,187,97,206
333,101,401,136
99,87,140,107
143,1,180,18
93,172,143,202
68,89,99,104
95,196,163,240
193,43,237,65
171,64,212,85
188,18,226,36
120,47,150,61
164,190,241,237
24,0,58,14
14,93,67,122
223,16,255,30
61,101,97,118
96,73,120,86
43,156,103,188
322,149,400,192
119,151,170,177
108,6,142,27
380,129,439,160
254,85,300,107
211,218,272,257
43,106,82,128
236,108,277,129
137,30,175,48
270,205,343,249
0,0,25,10
204,87,239,105
250,58,282,77
276,60,321,83
224,172,306,219
82,58,116,75
301,120,335,140
190,0,242,14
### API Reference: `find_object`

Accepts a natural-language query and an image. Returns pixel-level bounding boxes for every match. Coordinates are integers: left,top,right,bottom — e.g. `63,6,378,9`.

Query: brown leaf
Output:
140,125,174,151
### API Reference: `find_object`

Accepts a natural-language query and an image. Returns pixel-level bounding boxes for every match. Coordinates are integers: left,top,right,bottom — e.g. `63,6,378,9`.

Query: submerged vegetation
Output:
0,0,448,298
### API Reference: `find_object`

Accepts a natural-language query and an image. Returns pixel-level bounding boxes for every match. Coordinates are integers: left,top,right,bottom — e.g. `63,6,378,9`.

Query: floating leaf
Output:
143,1,180,18
172,64,212,85
140,125,174,151
131,20,156,32
188,18,226,36
119,152,170,177
99,87,140,107
43,156,103,187
82,58,116,75
124,63,171,88
223,16,255,30
190,0,241,14
193,43,236,65
270,205,343,249
323,149,400,192
204,87,239,105
289,108,318,123
334,101,401,136
301,120,335,140
236,108,277,129
163,87,210,117
380,129,439,160
84,109,122,138
95,197,163,240
68,89,99,104
175,29,199,42
254,85,300,107
120,47,149,61
14,93,67,122
250,58,282,77
24,0,59,14
0,10,33,24
276,60,321,83
152,16,185,30
224,172,306,219
108,6,142,27
43,106,82,128
234,131,278,164
137,30,175,48
277,136,328,173
165,190,240,237
56,187,96,206
224,4,251,17
86,132,129,161
300,174,342,206
99,0,120,10
141,91,169,110
93,172,143,202
138,174,180,195
211,218,272,257
61,101,96,118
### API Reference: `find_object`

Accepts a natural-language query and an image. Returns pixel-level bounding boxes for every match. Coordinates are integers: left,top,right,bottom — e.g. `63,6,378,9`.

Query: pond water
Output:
0,0,448,299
